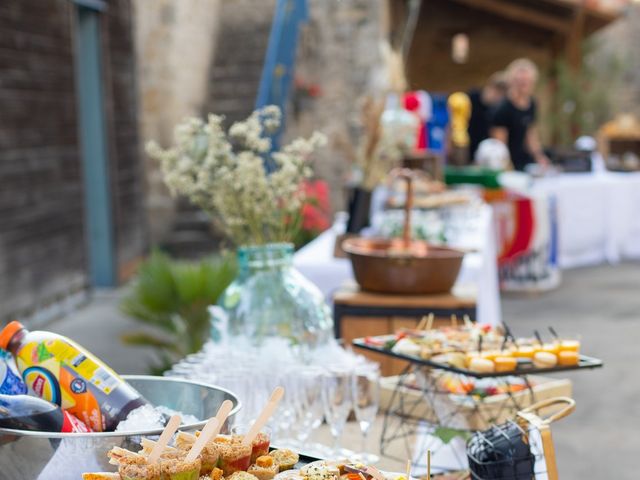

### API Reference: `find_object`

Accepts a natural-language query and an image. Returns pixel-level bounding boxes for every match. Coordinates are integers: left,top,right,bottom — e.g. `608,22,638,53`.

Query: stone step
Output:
204,0,275,120
171,210,212,233
160,230,222,259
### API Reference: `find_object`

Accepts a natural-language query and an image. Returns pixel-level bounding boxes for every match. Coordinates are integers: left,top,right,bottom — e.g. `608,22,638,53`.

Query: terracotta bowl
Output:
342,237,464,295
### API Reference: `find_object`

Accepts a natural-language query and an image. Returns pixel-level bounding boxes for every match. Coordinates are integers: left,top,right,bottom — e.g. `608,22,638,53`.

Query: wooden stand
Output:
333,283,476,375
401,151,444,181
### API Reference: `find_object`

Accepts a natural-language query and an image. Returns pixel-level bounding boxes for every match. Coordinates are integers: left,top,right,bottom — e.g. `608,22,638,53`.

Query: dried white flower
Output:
147,106,324,246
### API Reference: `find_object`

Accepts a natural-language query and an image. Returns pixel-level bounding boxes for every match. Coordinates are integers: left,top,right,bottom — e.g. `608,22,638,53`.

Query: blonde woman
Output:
491,58,550,171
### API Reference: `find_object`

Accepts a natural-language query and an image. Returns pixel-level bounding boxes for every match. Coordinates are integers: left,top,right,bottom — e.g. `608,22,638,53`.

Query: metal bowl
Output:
0,375,240,480
342,237,464,294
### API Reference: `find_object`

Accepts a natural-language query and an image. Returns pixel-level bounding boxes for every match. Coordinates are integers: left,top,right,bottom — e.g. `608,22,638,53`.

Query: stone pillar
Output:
132,0,222,244
283,0,387,214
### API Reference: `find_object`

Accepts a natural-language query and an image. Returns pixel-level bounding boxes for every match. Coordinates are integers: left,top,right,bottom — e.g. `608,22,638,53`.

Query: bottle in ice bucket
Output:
0,321,149,432
0,350,27,395
0,393,91,432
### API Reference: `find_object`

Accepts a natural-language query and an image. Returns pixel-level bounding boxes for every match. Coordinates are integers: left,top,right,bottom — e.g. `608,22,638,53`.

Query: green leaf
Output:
119,251,238,372
433,427,471,445
201,255,237,302
173,263,206,305
125,250,179,314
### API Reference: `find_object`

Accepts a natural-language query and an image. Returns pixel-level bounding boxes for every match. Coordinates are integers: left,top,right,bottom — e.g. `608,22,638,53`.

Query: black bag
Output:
467,420,535,480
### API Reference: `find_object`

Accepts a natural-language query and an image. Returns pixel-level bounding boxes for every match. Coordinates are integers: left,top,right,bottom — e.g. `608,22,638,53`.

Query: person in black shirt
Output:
491,58,550,171
468,72,507,161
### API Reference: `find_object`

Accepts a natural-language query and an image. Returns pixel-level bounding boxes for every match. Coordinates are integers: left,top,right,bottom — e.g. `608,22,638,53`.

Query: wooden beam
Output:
449,0,570,34
566,0,586,71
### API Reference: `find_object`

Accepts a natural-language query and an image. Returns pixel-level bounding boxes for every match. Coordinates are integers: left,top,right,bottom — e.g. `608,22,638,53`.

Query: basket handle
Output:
519,396,575,424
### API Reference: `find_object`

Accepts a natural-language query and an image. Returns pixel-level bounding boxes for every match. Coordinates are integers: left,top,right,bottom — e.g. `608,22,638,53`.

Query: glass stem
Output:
333,432,341,453
361,428,368,453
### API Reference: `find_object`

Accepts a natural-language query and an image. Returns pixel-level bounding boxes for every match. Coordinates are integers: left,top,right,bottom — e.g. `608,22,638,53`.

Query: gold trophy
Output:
447,92,471,166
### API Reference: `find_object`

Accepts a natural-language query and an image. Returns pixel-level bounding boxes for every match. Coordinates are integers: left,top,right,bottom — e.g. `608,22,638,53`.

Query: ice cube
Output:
115,404,200,432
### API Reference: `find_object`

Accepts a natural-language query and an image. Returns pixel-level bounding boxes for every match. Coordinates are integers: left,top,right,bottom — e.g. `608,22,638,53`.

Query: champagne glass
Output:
321,367,353,456
271,369,304,447
296,367,326,455
352,364,380,463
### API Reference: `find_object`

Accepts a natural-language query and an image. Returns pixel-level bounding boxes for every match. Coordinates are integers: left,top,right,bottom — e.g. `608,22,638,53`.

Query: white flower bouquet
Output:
147,106,326,246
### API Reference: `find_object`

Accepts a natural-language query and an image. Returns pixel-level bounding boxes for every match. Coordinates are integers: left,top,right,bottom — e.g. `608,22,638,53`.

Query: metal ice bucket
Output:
0,375,240,480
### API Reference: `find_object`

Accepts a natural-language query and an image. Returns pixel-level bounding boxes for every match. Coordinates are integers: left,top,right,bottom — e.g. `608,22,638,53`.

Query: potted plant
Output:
147,106,333,349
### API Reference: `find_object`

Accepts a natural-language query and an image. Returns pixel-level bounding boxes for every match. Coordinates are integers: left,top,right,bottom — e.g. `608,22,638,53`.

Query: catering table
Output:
294,203,501,326
532,171,640,268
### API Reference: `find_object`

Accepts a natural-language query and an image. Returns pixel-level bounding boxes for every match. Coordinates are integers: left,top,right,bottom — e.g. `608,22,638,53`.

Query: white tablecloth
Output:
294,204,501,326
532,171,640,268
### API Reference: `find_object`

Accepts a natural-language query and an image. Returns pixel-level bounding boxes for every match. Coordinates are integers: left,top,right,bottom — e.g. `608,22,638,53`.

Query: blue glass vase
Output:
214,243,334,348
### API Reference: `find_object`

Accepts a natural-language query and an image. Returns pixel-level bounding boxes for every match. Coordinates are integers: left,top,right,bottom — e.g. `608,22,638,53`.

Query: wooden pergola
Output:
388,0,626,92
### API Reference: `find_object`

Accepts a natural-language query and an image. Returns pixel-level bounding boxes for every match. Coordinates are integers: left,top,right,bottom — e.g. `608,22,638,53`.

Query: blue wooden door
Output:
73,1,116,287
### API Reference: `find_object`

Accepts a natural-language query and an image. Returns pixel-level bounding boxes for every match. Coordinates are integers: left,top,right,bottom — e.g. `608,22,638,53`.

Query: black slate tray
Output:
352,337,603,378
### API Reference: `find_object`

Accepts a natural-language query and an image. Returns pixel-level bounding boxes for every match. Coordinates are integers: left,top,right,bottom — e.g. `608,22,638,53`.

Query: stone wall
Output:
284,0,387,213
133,0,386,229
0,0,146,321
204,0,275,126
0,0,86,321
133,0,223,244
105,0,148,280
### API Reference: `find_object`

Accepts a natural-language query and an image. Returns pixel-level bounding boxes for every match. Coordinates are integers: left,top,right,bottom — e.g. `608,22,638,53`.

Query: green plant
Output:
146,106,326,246
541,39,623,147
120,250,237,374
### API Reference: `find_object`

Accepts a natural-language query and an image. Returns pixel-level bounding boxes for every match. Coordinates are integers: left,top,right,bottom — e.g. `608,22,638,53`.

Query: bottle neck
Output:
6,329,27,356
237,243,294,275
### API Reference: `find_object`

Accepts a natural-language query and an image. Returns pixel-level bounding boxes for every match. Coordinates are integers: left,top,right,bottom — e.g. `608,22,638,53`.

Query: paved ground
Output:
47,262,640,478
502,262,640,480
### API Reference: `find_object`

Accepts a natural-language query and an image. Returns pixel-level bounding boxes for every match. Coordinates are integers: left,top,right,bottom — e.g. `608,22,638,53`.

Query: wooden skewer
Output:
185,417,219,462
427,450,431,479
417,316,428,330
425,313,434,331
358,473,367,480
450,314,458,328
242,386,285,446
363,466,384,480
463,315,472,328
405,459,411,480
214,400,234,433
182,399,233,448
147,414,181,464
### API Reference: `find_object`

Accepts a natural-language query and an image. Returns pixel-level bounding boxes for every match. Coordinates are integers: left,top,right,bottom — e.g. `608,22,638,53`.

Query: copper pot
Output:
342,237,464,295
